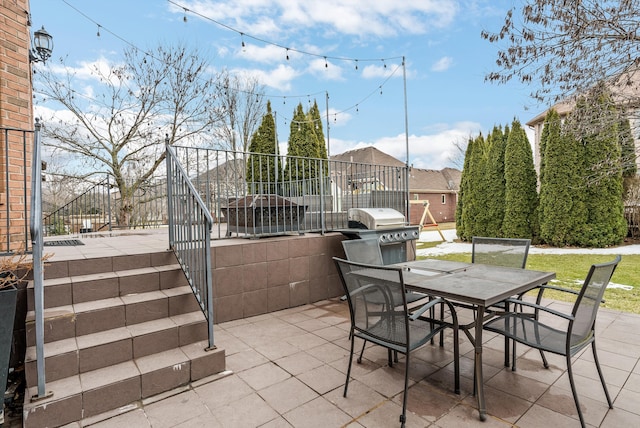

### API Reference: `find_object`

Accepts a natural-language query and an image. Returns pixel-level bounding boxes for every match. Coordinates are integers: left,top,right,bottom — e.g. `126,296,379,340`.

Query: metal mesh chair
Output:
483,255,620,427
334,257,460,427
472,236,531,270
342,238,426,304
449,237,531,366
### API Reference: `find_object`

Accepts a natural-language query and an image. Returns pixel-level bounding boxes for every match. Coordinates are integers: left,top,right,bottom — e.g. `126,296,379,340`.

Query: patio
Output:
13,230,640,427
73,297,640,428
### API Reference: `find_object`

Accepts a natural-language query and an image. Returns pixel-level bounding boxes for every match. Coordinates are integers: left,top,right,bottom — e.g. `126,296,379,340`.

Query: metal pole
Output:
30,119,51,400
165,136,175,248
324,91,330,233
402,56,410,223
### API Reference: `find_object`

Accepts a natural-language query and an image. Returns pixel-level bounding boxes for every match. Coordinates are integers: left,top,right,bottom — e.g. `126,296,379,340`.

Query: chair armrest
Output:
504,298,575,321
535,284,605,304
409,297,443,321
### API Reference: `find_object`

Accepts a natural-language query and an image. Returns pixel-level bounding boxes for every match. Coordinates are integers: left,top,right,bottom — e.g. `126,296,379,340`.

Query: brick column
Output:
0,0,33,251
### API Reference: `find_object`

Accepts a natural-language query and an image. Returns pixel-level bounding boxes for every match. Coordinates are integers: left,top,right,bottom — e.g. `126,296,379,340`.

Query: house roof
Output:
526,65,640,127
331,145,460,193
330,146,405,167
409,167,460,192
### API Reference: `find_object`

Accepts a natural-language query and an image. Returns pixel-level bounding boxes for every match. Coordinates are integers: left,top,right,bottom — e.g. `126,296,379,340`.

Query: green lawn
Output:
417,251,640,314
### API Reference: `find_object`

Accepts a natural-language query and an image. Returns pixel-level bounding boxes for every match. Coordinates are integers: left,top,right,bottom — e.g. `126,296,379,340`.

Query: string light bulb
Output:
240,33,245,48
324,57,328,68
286,48,289,60
97,25,101,37
355,59,358,70
183,8,188,22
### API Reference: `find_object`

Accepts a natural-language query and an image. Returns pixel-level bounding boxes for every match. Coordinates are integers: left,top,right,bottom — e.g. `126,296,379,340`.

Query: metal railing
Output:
166,144,215,349
0,127,32,254
173,145,409,238
42,176,168,238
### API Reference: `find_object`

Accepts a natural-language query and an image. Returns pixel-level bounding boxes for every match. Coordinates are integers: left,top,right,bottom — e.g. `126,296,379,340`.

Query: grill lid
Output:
348,208,406,230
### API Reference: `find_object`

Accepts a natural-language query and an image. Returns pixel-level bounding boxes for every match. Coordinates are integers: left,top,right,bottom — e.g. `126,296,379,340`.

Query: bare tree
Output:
213,69,266,153
35,44,225,225
482,0,640,105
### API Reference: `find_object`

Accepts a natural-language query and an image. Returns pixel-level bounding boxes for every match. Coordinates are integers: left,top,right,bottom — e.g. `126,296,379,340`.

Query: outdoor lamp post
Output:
29,26,54,64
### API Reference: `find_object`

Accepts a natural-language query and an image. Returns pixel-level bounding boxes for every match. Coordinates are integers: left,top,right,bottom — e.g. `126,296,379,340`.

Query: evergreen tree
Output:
460,134,487,240
482,126,507,237
456,136,474,241
309,101,329,185
619,114,638,199
246,101,280,193
539,109,584,245
502,119,538,239
575,86,627,246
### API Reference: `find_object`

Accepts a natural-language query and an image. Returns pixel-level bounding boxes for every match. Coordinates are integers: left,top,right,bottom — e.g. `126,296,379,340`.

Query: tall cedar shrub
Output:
482,126,507,237
539,109,584,245
462,134,487,239
246,101,280,193
502,119,538,239
455,136,474,240
575,87,627,246
619,115,638,200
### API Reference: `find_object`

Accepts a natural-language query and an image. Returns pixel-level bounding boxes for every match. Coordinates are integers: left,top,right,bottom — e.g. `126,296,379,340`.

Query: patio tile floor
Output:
74,297,640,427
20,230,640,427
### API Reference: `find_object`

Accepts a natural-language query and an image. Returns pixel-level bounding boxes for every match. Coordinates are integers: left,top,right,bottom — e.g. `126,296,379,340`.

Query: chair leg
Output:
453,324,460,394
357,339,366,364
400,351,410,428
592,341,613,408
566,355,586,428
344,333,356,397
539,349,549,369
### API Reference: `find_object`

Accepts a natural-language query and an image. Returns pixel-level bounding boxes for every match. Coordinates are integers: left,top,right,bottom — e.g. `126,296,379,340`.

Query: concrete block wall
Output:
212,232,346,323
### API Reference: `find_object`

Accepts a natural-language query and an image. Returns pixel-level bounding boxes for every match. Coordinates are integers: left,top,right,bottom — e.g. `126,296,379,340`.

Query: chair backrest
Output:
333,257,408,347
570,255,621,346
472,236,531,269
342,238,384,265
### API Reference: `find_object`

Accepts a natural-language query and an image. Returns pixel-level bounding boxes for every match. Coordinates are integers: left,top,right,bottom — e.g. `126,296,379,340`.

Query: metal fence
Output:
0,127,32,254
166,144,215,349
42,176,168,238
173,145,409,238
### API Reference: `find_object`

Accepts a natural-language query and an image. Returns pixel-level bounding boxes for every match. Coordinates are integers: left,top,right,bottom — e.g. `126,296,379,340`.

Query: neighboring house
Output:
331,146,460,224
526,68,640,176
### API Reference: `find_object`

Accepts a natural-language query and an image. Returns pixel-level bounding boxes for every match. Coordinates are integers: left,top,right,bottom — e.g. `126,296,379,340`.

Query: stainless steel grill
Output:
339,208,420,265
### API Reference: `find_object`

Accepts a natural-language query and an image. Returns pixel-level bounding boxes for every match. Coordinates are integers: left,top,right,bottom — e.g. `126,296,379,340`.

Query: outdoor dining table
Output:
392,258,556,421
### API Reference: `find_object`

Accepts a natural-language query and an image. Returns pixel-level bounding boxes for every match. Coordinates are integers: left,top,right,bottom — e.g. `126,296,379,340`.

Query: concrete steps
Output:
21,252,225,428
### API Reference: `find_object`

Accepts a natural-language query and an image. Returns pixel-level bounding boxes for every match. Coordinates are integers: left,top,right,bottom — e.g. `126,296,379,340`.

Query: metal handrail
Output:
165,143,215,349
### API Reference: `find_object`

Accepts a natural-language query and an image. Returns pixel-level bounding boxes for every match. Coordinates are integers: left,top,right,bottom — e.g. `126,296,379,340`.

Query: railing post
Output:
166,136,175,248
30,119,51,400
106,174,112,232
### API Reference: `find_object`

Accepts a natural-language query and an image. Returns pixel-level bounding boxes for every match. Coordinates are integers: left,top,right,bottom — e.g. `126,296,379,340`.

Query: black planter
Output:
0,285,17,420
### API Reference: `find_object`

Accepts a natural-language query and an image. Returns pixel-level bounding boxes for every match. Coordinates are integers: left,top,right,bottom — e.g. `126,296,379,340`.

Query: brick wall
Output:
212,233,345,323
0,0,33,252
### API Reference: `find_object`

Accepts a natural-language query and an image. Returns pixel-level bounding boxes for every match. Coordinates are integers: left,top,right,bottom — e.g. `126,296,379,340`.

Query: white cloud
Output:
329,121,481,169
361,62,400,79
307,58,343,80
431,56,453,72
174,0,459,38
233,64,299,91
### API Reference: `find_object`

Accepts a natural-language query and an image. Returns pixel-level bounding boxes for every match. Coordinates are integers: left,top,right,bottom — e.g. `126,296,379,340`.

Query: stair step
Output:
27,264,188,310
26,286,200,345
23,343,225,428
25,310,208,387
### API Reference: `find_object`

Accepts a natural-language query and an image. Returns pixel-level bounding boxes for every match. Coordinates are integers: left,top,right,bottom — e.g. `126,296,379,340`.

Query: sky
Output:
30,0,544,171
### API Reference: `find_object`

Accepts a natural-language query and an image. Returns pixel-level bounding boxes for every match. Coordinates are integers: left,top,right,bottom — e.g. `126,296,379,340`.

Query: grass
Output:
417,249,640,314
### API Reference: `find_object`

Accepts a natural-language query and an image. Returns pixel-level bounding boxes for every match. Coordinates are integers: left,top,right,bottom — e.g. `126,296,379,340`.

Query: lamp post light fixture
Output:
29,26,54,64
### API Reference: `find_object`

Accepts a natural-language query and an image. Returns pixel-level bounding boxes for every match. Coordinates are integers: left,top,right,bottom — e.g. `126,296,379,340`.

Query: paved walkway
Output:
25,229,640,427
62,297,639,428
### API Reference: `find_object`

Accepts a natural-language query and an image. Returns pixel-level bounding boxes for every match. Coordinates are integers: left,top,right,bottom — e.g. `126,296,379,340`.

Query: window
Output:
441,194,446,204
